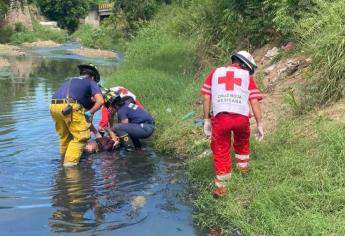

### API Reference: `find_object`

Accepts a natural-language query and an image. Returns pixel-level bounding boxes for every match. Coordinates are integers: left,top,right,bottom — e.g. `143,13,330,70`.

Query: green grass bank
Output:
101,2,345,235
72,24,125,51
103,10,208,155
0,18,68,44
189,116,345,235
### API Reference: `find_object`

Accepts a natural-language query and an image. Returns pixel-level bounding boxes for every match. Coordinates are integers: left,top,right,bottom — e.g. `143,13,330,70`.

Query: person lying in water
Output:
84,127,120,154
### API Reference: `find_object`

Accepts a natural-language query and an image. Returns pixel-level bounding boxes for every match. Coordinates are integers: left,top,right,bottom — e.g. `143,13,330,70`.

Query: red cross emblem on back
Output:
218,71,242,91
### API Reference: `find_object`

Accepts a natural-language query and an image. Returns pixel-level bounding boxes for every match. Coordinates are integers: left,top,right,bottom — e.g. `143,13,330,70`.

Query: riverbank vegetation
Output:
103,8,203,154
101,0,345,235
72,0,172,50
71,24,124,51
10,18,68,44
0,17,67,44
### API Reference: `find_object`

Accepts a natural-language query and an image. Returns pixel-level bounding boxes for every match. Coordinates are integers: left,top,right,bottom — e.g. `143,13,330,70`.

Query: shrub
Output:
297,0,345,105
72,24,124,50
14,22,27,32
35,0,91,32
265,0,317,38
10,18,68,44
0,26,13,43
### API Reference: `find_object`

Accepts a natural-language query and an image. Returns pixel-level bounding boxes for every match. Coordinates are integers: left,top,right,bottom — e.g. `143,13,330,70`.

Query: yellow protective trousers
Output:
49,103,91,164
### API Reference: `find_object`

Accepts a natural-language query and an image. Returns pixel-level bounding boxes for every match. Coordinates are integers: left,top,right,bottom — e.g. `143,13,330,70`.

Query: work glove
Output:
98,129,105,137
95,132,102,139
84,111,93,123
203,119,212,137
256,125,264,142
113,140,120,149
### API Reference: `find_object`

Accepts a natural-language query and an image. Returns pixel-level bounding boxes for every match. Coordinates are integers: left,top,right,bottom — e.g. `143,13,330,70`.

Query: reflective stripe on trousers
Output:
49,103,90,164
211,113,250,176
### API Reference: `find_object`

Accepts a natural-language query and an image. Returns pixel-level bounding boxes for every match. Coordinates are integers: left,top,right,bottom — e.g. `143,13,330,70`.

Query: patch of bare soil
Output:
256,72,305,134
0,58,10,68
67,47,117,59
21,40,62,48
318,98,345,123
250,45,310,134
0,44,25,56
251,43,345,134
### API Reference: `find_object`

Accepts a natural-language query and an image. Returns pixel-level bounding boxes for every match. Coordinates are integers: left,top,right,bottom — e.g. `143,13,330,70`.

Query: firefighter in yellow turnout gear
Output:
50,64,104,166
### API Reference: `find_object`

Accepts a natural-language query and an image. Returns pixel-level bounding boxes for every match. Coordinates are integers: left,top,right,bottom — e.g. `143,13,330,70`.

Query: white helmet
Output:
231,50,257,74
109,86,136,99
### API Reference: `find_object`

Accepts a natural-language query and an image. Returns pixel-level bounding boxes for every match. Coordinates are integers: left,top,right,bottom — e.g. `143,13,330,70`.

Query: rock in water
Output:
131,196,146,209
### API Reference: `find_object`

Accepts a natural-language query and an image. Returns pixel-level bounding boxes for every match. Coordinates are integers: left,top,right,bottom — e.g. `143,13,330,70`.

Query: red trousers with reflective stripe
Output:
211,113,250,176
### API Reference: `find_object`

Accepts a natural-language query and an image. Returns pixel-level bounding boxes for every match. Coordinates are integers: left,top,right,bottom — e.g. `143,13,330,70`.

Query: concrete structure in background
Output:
39,21,61,31
82,3,113,26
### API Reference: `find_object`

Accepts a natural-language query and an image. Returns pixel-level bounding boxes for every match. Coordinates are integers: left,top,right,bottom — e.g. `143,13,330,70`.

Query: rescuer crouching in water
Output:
107,94,155,151
98,86,144,132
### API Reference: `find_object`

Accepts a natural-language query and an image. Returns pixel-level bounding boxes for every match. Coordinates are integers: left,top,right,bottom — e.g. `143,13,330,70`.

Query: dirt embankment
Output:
0,58,10,68
0,40,61,57
202,43,340,135
67,47,117,59
0,40,117,59
251,44,311,133
21,40,61,48
0,44,25,56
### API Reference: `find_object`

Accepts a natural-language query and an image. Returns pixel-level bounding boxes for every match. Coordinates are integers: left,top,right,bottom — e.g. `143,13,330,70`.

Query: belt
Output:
51,99,78,104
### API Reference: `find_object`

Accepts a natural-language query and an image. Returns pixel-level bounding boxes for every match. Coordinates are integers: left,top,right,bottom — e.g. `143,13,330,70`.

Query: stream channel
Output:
0,43,197,236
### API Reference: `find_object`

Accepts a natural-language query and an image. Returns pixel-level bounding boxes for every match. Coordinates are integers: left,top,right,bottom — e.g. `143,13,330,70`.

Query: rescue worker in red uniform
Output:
201,51,264,197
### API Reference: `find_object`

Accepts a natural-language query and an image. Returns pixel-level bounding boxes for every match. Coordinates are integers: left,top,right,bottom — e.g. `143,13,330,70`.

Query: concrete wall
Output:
84,10,99,26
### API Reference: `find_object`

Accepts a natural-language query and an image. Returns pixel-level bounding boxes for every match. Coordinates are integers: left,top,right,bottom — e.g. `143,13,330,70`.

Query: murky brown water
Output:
0,44,196,235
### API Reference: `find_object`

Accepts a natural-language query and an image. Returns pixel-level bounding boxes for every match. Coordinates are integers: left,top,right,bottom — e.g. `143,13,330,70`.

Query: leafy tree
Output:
113,0,157,32
0,0,9,18
264,0,316,37
36,0,92,32
111,0,173,36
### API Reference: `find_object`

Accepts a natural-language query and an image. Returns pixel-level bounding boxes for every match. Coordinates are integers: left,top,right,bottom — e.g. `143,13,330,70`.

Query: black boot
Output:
119,135,134,152
132,138,142,149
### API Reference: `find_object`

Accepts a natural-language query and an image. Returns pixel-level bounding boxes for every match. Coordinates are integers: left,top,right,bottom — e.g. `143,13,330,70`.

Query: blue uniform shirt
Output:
117,103,154,124
52,76,101,110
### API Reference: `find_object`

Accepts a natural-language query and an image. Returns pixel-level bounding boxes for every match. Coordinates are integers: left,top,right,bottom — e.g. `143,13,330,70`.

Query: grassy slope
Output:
72,24,125,51
102,3,345,235
103,14,209,155
189,116,345,235
10,18,68,44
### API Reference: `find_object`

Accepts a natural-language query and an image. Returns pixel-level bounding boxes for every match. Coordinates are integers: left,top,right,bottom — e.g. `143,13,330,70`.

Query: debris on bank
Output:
21,40,62,48
0,44,25,56
0,58,10,68
67,47,118,59
252,43,311,133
